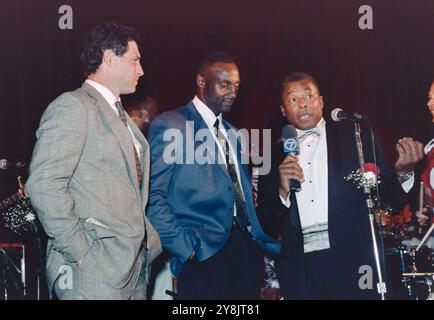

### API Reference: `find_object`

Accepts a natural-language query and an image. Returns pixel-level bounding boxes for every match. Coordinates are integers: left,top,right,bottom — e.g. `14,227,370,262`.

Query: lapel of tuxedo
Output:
82,83,140,193
326,123,343,218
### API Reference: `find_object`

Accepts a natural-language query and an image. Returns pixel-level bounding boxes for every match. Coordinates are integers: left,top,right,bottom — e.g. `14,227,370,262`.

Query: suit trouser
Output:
177,221,263,300
278,248,380,300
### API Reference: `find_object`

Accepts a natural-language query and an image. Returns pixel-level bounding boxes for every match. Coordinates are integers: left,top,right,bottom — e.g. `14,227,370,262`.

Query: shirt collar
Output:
296,118,326,136
86,79,120,108
192,95,223,130
425,137,434,154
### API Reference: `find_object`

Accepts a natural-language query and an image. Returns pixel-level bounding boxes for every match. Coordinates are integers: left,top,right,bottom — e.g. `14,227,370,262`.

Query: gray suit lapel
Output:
126,115,151,204
82,83,139,192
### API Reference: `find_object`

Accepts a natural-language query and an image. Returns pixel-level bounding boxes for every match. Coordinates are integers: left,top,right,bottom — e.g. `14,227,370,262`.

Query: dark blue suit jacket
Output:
147,102,280,277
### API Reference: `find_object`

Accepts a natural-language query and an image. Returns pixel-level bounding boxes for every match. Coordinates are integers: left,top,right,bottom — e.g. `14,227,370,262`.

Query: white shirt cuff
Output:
401,172,415,193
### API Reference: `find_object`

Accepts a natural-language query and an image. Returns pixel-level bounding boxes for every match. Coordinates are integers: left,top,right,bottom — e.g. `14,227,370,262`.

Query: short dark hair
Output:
80,21,139,77
281,72,320,94
197,51,236,75
124,96,159,114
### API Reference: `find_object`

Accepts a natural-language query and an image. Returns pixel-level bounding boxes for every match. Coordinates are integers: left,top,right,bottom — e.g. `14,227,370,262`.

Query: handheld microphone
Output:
0,159,27,170
331,108,368,122
282,124,301,192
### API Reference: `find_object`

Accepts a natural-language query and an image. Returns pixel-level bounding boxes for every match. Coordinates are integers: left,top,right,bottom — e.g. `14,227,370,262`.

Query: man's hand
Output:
278,155,304,199
415,208,430,226
189,251,195,260
17,187,27,198
394,137,424,175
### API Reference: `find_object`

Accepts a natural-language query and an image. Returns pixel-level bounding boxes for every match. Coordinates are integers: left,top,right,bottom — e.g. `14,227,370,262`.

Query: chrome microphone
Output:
331,108,368,122
0,159,27,170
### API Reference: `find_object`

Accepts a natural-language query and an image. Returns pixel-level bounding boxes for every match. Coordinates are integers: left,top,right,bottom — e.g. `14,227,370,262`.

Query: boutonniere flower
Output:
345,163,381,189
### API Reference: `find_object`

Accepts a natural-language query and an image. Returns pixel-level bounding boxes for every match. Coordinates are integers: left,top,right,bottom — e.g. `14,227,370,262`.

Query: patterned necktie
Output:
114,101,142,187
213,119,249,230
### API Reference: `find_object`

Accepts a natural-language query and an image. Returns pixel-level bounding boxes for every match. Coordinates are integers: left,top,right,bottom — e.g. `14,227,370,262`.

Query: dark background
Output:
0,0,433,299
1,0,433,197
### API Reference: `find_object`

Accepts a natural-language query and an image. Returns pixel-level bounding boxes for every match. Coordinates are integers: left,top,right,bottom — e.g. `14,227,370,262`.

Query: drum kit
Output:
385,240,434,300
380,182,434,300
0,175,46,300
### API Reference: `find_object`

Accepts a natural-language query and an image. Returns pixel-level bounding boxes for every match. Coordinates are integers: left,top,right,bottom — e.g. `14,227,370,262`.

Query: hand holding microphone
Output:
278,155,304,198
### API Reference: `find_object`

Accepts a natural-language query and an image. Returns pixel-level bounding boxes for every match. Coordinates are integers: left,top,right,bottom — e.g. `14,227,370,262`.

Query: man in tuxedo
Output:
257,72,423,299
26,22,161,300
147,51,280,299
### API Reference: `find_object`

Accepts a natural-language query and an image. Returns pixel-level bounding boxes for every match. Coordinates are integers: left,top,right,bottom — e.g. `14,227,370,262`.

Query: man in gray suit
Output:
26,22,161,300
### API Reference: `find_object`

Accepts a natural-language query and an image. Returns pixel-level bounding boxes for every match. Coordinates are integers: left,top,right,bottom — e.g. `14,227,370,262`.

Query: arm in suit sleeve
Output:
146,115,199,263
256,148,289,237
26,93,90,264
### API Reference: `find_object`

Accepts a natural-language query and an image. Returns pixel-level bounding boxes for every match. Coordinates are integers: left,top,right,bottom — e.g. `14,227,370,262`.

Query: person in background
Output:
124,96,160,136
415,80,434,229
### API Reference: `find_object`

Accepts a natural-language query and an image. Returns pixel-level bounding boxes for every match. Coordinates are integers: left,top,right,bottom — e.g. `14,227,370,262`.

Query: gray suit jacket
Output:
26,82,162,297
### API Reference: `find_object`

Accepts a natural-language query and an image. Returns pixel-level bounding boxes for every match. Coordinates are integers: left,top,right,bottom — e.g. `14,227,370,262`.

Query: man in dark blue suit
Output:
257,72,423,299
147,52,280,299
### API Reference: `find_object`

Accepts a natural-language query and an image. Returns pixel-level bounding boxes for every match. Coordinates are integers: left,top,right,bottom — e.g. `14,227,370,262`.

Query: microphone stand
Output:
16,175,46,300
0,247,25,300
353,121,387,300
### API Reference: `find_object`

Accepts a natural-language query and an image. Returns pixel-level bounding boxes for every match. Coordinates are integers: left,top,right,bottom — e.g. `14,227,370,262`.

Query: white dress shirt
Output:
280,118,329,252
86,79,142,159
281,118,328,226
192,95,244,217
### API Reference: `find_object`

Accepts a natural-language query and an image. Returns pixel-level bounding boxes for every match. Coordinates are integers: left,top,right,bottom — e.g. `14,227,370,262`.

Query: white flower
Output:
345,168,381,190
24,213,36,222
363,171,377,185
